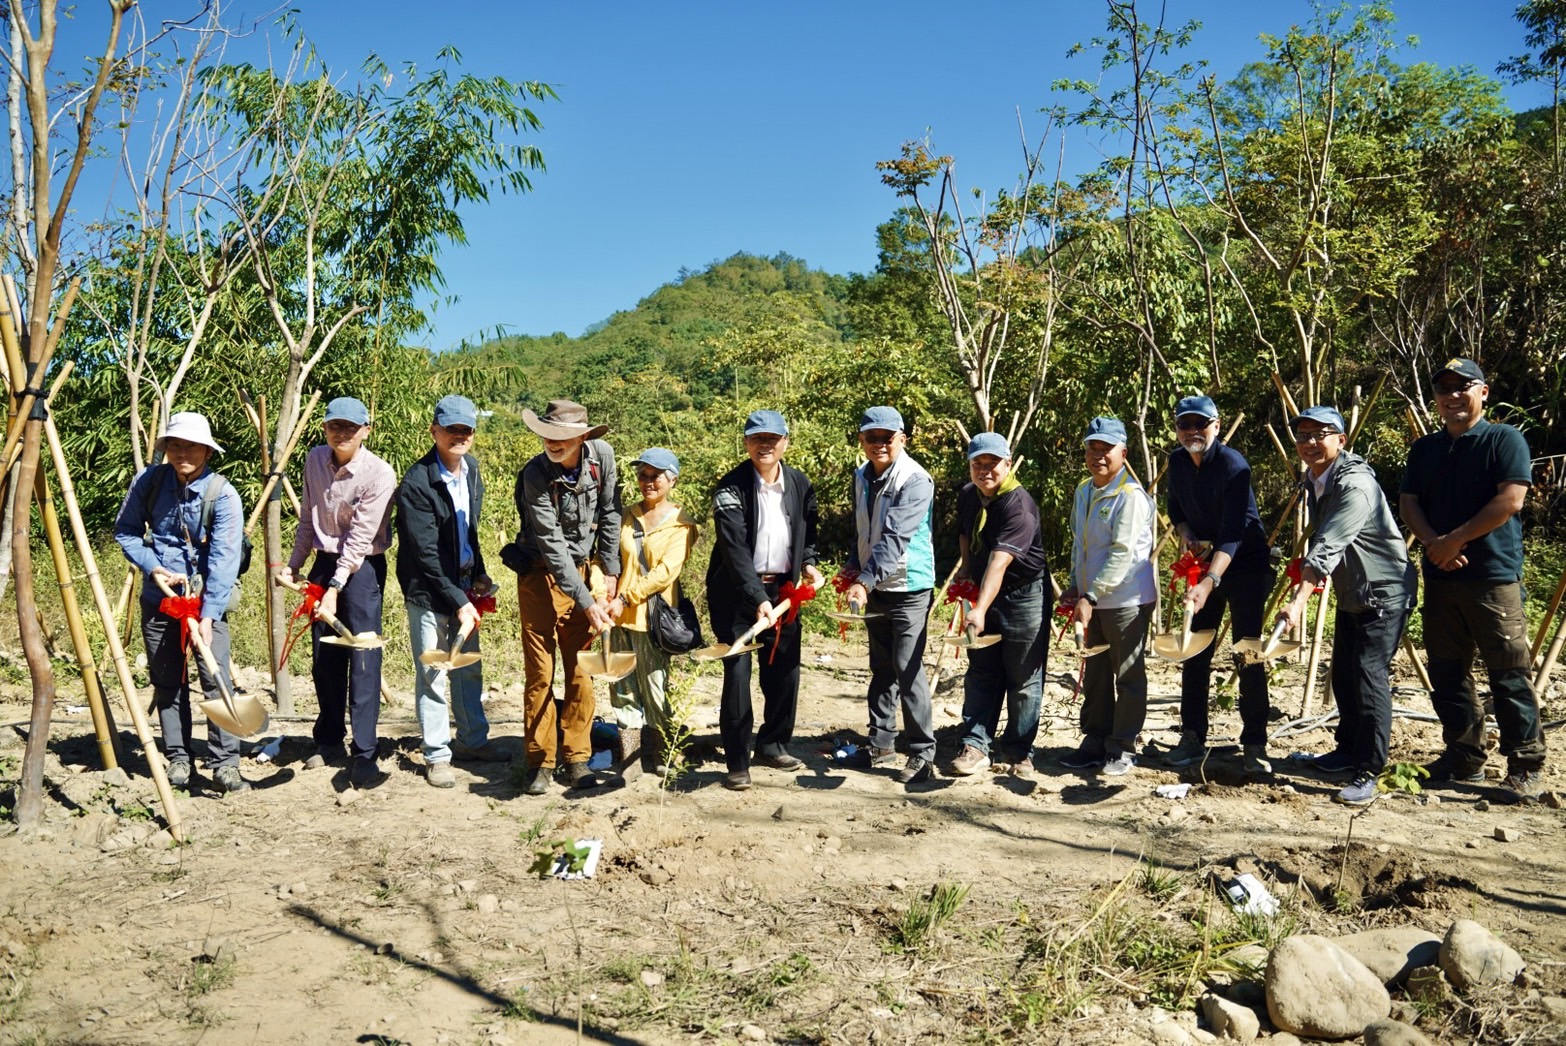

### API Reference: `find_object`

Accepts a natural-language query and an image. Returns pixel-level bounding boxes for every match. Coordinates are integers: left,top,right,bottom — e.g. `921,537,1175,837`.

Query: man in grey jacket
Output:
1279,406,1417,805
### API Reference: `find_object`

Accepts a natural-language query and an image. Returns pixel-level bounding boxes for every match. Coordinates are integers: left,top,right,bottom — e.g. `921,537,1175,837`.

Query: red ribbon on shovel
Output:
830,569,860,640
1169,550,1205,591
1286,557,1327,594
945,578,980,606
767,580,818,664
158,592,203,677
280,581,325,665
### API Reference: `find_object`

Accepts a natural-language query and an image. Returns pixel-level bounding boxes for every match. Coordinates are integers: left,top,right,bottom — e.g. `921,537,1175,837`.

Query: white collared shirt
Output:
1309,458,1338,502
752,470,792,573
437,456,474,570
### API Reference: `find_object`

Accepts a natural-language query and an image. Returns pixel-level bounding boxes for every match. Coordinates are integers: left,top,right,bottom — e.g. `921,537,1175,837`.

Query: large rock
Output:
1199,993,1260,1042
1362,1019,1434,1046
1266,934,1391,1040
1334,927,1441,987
1439,919,1525,991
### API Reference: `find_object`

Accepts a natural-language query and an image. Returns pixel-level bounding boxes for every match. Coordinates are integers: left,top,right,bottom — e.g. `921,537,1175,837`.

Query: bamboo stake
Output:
244,388,319,535
1270,371,1300,420
1537,610,1566,692
0,277,77,473
1264,423,1294,472
1531,565,1566,664
41,408,183,842
1299,579,1332,716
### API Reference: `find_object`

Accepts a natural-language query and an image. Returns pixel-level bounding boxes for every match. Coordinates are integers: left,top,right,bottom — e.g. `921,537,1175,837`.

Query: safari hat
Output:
522,399,608,441
154,412,223,455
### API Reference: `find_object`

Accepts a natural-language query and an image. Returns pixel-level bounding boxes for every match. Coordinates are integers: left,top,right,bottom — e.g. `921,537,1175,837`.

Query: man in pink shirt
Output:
279,397,397,788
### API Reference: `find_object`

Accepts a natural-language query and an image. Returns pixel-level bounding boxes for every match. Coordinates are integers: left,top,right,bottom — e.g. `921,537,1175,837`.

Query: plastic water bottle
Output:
254,737,282,763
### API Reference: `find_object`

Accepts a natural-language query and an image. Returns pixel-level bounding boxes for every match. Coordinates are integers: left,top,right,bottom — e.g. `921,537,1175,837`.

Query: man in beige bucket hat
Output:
502,400,622,795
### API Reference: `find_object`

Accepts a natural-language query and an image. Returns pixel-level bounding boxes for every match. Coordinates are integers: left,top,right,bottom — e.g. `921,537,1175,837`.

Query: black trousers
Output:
308,552,386,763
1330,603,1410,774
718,579,801,773
1180,564,1274,746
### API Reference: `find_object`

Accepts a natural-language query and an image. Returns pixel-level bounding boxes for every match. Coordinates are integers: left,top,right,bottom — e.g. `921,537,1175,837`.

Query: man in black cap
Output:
1162,395,1276,775
707,409,823,791
1399,358,1545,802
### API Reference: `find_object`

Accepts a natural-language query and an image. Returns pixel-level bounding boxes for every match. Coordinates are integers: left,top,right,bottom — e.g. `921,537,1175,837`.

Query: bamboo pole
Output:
1270,371,1300,420
244,388,319,535
1537,610,1566,692
0,277,77,473
41,408,183,842
1299,580,1332,717
1531,565,1566,664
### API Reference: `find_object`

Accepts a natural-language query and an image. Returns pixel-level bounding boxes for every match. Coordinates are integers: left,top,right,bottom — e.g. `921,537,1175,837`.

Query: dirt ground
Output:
2,631,1564,1046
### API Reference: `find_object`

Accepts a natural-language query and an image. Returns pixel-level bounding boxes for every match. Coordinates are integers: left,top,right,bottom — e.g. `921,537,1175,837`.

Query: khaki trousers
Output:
517,564,596,769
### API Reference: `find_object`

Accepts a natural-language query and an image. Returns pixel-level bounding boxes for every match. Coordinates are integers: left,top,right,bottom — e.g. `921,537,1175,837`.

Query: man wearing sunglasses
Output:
1399,358,1545,803
1162,396,1276,775
1279,406,1417,805
842,407,937,786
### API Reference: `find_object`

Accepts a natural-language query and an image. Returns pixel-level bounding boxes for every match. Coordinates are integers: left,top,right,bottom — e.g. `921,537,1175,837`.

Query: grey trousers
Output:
141,605,240,768
865,589,935,760
1079,601,1154,758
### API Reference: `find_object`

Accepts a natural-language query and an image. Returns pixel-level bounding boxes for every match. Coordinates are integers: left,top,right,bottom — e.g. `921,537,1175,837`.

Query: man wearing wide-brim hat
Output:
114,411,250,796
505,399,623,795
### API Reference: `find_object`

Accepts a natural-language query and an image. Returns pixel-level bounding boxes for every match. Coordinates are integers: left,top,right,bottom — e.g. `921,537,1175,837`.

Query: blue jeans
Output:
1331,603,1411,774
407,602,488,764
960,577,1046,762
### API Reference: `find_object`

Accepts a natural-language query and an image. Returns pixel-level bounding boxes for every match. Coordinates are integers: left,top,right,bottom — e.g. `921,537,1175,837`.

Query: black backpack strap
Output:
140,463,173,546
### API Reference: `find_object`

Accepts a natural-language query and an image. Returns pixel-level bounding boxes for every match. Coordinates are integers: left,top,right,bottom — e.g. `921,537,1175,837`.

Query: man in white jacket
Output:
1061,416,1157,776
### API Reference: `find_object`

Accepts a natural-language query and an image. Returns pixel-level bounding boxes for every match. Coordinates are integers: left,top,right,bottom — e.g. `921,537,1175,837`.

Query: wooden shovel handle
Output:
150,575,231,698
734,598,791,649
274,573,356,640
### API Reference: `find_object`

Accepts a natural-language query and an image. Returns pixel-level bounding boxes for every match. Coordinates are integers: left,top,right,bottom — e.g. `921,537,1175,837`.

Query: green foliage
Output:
886,881,970,953
1378,761,1431,796
527,838,592,878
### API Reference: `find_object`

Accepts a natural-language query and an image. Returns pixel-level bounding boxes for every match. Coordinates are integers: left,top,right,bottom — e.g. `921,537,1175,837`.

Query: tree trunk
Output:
267,492,292,715
12,418,55,828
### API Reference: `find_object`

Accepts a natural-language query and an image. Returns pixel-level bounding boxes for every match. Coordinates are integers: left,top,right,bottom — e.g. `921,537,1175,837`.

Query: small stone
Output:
476,894,499,915
500,900,518,913
1494,826,1520,842
101,767,131,787
1440,919,1525,991
291,882,310,898
1265,934,1391,1038
639,969,664,988
1474,799,1490,812
335,789,361,807
200,936,235,963
1149,1020,1193,1045
739,1023,767,1041
822,836,842,854
1199,992,1260,1042
1362,1018,1434,1046
1538,996,1566,1022
771,805,787,821
639,868,671,886
1424,794,1441,805
1267,1036,1303,1046
1542,791,1563,810
1405,965,1452,1005
888,877,908,892
1465,839,1481,849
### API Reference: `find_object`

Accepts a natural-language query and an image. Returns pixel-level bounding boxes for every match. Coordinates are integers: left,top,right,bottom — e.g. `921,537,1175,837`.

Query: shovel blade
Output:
942,633,1002,650
1075,642,1111,659
581,650,637,679
200,695,270,738
1239,639,1302,664
419,648,482,670
322,631,385,650
823,610,885,623
1151,629,1217,663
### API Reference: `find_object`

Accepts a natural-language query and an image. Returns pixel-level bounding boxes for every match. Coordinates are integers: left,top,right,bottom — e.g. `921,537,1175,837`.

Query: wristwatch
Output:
1082,593,1099,606
328,578,345,592
1205,573,1223,589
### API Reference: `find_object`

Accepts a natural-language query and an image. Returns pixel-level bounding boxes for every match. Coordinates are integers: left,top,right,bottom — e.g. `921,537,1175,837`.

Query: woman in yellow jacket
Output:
607,447,699,778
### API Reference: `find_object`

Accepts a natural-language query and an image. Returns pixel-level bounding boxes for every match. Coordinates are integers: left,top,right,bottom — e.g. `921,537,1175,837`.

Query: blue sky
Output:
85,2,1559,347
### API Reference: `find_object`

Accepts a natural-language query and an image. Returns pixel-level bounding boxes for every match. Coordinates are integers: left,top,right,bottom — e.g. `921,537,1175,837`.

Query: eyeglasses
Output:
636,469,668,483
1175,416,1215,432
1292,430,1340,445
861,431,896,445
1434,380,1481,396
441,426,474,438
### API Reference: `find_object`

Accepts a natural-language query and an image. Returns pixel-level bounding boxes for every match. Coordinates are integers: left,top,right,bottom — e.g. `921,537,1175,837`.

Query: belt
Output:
759,572,787,584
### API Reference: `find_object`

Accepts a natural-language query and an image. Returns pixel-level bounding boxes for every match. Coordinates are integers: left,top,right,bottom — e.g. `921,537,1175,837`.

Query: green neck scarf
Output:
971,472,1023,557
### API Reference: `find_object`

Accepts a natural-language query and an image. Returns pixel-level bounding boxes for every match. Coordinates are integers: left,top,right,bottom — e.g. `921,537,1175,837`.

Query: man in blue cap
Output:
1279,406,1417,805
843,407,937,786
1399,358,1546,802
950,431,1049,778
1162,395,1277,775
281,396,397,788
1061,417,1157,776
707,409,824,791
395,394,509,789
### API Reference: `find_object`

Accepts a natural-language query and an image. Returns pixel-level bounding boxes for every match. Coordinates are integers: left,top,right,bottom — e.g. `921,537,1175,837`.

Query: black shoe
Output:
1059,745,1105,770
522,766,550,796
722,770,752,791
754,752,803,771
304,746,347,770
165,759,191,789
898,756,934,785
1421,752,1486,785
349,758,386,789
1311,749,1356,774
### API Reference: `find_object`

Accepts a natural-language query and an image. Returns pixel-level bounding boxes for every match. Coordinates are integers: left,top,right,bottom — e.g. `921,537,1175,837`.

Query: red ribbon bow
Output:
1170,551,1205,591
158,594,202,649
469,590,498,616
1286,557,1326,594
280,582,325,665
767,580,818,663
830,569,860,594
945,579,980,605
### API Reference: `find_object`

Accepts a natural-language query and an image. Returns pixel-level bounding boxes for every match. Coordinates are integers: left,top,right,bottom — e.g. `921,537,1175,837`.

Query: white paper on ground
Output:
551,839,603,880
1155,783,1192,799
1231,872,1280,916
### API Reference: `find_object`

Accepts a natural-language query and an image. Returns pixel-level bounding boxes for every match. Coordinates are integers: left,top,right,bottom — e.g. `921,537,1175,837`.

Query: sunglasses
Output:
1175,416,1214,432
1434,380,1481,396
441,426,474,438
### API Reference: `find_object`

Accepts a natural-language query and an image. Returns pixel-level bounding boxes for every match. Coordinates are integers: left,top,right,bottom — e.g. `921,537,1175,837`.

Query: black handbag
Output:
633,515,705,654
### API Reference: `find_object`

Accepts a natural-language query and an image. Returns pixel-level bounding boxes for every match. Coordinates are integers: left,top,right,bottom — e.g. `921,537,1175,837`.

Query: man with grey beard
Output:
1161,396,1276,775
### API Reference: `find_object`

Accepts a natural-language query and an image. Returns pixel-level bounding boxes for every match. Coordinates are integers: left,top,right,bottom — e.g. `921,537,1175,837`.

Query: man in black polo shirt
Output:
1162,395,1277,775
1399,357,1545,802
950,432,1049,778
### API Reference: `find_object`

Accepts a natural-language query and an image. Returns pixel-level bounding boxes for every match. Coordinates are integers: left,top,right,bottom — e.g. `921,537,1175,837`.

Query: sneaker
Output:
165,758,191,789
451,740,511,763
898,756,934,785
426,761,456,789
1421,752,1486,785
1501,769,1544,804
212,766,251,796
349,758,386,789
867,746,898,769
304,746,347,770
1335,771,1378,805
1242,746,1273,775
1059,745,1105,770
1164,732,1207,768
950,745,991,776
522,766,550,796
1100,752,1136,777
1311,749,1356,774
1005,753,1036,779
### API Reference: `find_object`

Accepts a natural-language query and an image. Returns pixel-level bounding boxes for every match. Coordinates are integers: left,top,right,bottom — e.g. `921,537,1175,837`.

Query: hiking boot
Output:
1501,769,1544,804
349,758,387,789
450,740,511,763
1164,732,1207,768
1335,771,1378,806
1059,745,1105,770
1100,751,1136,777
1242,746,1273,776
426,761,456,789
562,761,599,789
898,756,934,785
1002,751,1036,778
522,765,550,796
1421,752,1486,785
304,746,347,770
867,746,898,769
950,745,991,776
165,758,192,790
212,766,251,796
1311,749,1356,775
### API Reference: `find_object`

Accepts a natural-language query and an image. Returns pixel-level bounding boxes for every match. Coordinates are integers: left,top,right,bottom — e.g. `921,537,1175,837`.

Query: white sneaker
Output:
1100,752,1136,777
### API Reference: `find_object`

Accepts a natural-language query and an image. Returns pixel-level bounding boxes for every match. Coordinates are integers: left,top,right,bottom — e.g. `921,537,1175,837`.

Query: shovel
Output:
276,575,385,650
691,598,792,661
1233,619,1302,664
1152,603,1216,663
579,629,637,680
419,616,482,671
823,597,884,624
1073,621,1110,659
153,576,270,738
941,599,1002,650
